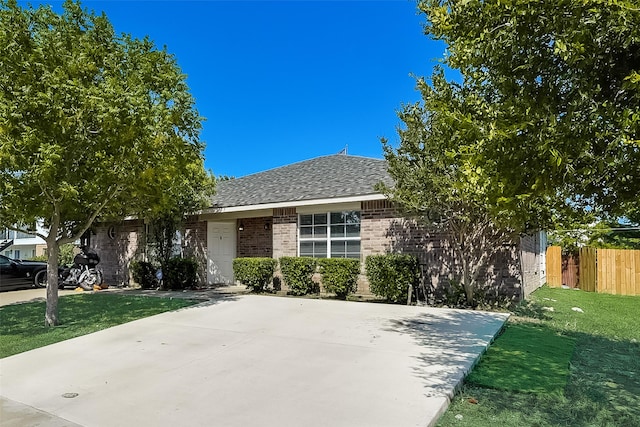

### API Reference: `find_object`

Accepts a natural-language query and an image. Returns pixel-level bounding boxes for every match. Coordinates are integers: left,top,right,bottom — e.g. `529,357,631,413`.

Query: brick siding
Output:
237,216,273,258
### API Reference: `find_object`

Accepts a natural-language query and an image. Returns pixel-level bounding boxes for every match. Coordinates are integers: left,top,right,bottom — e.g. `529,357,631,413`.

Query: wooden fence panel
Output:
579,247,596,292
596,249,640,296
562,254,579,288
546,246,562,287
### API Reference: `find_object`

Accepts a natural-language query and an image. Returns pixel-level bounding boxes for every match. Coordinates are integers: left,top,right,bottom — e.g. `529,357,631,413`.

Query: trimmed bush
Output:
318,258,360,299
279,257,317,296
365,254,419,303
233,257,277,292
165,257,200,290
130,260,159,289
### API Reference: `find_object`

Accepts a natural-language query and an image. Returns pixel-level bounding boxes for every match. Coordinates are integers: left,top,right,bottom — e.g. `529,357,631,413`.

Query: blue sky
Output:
25,1,446,177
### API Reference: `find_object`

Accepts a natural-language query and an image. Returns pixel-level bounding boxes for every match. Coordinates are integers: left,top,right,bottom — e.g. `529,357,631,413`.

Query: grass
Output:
436,286,640,427
0,293,199,358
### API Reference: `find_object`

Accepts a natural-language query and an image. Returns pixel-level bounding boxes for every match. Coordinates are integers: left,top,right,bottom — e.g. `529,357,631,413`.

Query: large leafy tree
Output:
0,0,212,325
383,0,639,303
420,0,640,225
381,69,517,305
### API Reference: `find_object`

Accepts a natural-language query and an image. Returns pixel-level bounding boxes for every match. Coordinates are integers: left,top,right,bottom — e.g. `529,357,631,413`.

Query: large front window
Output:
299,211,361,259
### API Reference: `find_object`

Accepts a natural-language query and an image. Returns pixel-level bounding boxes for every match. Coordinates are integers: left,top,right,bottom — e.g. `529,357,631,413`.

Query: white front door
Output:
207,222,236,284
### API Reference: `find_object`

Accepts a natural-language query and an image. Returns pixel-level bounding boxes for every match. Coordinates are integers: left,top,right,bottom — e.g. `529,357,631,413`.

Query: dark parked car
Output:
0,254,48,291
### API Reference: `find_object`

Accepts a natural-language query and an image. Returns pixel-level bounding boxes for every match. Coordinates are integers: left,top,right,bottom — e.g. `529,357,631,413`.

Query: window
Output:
299,211,361,259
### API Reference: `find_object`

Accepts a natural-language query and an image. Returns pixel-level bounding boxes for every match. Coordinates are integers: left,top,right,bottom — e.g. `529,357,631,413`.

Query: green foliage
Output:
0,293,197,358
416,0,640,225
129,260,159,289
586,222,640,250
164,257,199,290
28,243,75,265
279,257,318,296
365,254,419,303
0,0,212,325
317,258,360,300
233,258,277,293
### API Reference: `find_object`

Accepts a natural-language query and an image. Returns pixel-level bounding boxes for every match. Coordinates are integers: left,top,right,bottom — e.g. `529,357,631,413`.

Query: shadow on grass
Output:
384,309,508,398
466,323,575,394
0,293,237,358
436,333,640,427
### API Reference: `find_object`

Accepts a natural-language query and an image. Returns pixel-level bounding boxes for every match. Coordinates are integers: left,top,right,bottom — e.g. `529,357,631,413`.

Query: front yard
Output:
437,286,640,426
0,293,199,358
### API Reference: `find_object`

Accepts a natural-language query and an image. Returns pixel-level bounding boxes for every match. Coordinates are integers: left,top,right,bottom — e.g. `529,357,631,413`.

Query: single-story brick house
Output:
94,154,546,301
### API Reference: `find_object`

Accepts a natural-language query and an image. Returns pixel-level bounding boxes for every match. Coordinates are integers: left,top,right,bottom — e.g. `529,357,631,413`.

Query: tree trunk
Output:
45,237,60,327
461,257,474,306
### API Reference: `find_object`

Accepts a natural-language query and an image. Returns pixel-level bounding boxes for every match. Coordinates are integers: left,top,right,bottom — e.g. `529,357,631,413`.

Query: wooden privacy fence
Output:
546,246,640,296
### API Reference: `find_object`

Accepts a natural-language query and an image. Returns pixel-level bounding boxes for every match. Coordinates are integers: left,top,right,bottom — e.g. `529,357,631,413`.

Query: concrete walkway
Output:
0,293,508,427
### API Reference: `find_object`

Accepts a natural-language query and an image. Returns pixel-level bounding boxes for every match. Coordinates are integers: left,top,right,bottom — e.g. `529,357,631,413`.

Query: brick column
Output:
272,208,297,258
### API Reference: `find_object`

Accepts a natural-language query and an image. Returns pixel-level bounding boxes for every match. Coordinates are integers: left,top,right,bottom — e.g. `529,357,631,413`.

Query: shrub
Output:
164,257,199,290
29,243,76,266
365,254,419,304
279,257,317,296
318,258,360,299
129,260,159,289
233,258,277,292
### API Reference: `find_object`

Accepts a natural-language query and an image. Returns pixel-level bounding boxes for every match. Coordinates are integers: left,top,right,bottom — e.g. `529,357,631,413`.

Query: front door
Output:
207,222,236,284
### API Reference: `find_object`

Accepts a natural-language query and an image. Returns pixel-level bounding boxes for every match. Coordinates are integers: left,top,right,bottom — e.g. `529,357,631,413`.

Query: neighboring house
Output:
1,223,47,260
94,154,545,300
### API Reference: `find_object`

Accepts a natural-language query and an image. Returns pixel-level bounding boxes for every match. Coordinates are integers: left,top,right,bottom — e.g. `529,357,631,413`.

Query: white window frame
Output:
298,211,361,259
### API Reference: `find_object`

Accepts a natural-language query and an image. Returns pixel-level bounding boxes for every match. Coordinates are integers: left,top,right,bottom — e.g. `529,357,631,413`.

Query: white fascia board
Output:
200,193,387,215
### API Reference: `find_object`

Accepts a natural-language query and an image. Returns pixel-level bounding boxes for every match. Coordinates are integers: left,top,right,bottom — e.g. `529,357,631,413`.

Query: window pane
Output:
346,224,360,237
300,215,313,226
346,211,361,224
346,241,360,252
330,225,344,237
331,240,346,258
314,241,327,258
314,213,327,225
314,226,327,238
300,241,313,256
330,212,344,224
300,227,312,238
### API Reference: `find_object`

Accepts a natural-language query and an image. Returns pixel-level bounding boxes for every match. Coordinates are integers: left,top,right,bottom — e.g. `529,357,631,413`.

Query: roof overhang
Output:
200,193,387,215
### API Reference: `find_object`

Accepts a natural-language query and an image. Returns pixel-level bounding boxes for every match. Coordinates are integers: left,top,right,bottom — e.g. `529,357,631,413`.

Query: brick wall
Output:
183,216,208,283
360,200,525,302
92,220,145,286
94,217,209,287
237,216,273,257
273,208,297,259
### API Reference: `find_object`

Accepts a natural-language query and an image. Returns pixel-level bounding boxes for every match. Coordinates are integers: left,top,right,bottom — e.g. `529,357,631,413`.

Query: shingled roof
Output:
211,154,393,209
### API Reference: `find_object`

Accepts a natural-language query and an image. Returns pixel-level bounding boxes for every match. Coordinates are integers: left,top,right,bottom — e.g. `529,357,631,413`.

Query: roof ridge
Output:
222,153,385,181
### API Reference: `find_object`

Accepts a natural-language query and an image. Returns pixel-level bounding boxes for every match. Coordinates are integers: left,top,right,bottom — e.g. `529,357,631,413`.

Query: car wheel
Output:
34,269,48,288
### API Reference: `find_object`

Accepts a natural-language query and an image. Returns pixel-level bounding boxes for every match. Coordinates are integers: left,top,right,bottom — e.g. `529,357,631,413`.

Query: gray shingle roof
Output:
211,154,392,208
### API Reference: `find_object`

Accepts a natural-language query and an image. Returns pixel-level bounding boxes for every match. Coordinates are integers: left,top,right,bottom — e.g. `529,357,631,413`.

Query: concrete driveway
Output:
0,295,508,427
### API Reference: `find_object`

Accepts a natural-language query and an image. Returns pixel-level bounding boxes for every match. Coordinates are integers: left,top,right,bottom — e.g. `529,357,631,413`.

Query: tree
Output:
383,1,640,303
381,69,516,305
0,0,211,325
418,0,640,225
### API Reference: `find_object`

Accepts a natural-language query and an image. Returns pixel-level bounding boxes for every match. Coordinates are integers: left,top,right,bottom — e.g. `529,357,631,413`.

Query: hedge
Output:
279,257,318,295
233,258,277,292
365,254,419,303
317,258,360,299
164,257,200,290
129,260,159,289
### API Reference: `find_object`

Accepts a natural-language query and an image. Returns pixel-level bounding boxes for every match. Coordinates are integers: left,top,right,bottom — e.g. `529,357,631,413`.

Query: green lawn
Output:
0,293,199,358
437,287,640,427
